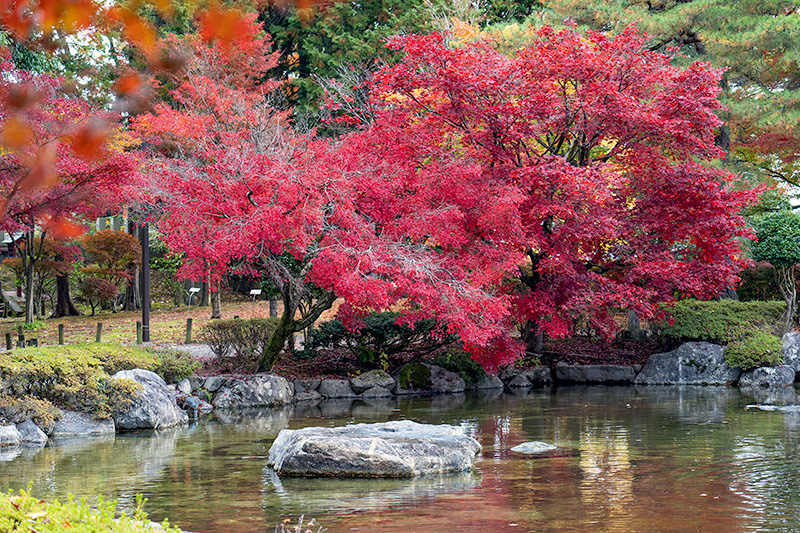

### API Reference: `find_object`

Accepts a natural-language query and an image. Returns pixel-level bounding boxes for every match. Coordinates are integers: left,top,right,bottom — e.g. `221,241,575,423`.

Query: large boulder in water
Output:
112,369,188,430
634,342,740,385
212,374,293,408
739,365,795,389
51,410,115,438
267,420,481,477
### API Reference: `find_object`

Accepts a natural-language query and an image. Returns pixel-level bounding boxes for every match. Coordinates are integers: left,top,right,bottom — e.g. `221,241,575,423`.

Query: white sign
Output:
188,287,201,294
249,289,263,296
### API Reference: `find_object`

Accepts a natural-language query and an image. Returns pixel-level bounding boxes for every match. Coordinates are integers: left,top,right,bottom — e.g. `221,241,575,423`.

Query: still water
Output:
2,386,800,532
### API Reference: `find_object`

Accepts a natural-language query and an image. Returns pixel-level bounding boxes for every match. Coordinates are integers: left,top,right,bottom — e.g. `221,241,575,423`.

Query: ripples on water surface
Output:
3,386,800,532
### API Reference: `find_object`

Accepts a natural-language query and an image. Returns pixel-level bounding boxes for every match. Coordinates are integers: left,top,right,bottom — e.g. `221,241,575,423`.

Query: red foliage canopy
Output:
336,26,757,367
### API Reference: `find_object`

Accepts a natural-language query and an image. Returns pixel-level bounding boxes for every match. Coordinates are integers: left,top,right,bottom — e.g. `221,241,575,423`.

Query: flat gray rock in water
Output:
634,342,740,385
318,379,358,399
350,370,395,394
51,410,115,438
212,373,293,408
556,363,635,384
268,420,481,477
511,441,557,454
0,424,22,446
113,369,188,430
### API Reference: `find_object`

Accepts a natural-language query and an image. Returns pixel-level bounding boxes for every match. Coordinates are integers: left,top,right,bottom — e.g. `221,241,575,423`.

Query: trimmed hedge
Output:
0,489,181,532
0,344,199,421
657,299,785,344
200,317,279,372
657,299,785,371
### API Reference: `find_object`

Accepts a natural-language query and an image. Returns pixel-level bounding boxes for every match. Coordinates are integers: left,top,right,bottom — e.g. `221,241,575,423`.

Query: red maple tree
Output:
0,51,138,323
343,26,757,366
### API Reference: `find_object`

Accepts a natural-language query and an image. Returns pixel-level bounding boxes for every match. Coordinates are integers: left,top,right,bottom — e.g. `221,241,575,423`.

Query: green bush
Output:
656,299,785,344
725,330,783,371
307,312,456,369
0,344,199,418
433,349,485,385
148,348,201,383
200,317,279,372
0,489,181,532
0,394,61,431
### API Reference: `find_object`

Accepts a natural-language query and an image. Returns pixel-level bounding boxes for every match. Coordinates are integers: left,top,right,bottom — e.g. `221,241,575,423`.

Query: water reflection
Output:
3,387,800,532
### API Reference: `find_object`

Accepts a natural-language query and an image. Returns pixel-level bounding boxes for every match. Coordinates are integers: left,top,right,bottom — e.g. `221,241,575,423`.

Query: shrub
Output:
656,299,785,345
433,349,486,385
0,394,61,431
0,489,181,532
306,312,456,369
200,317,279,372
725,330,783,371
147,348,201,383
0,344,198,418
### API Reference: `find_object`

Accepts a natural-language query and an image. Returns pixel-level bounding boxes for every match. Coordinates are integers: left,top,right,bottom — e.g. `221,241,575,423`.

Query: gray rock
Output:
507,374,532,389
360,385,393,398
113,369,188,430
16,419,47,446
428,364,466,394
634,342,741,385
268,420,481,477
293,378,321,392
177,378,192,395
739,365,796,389
293,390,323,403
318,379,358,399
51,410,115,438
188,376,206,390
783,332,800,375
467,374,504,391
521,367,553,387
204,375,229,392
511,441,557,454
498,366,521,383
197,399,213,413
351,370,395,394
0,424,22,446
212,374,293,409
555,363,635,384
633,364,643,374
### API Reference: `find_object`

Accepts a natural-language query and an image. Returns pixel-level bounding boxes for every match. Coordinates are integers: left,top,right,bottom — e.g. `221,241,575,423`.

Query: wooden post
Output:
136,321,142,344
185,318,193,344
5,333,11,350
58,324,64,345
17,333,25,348
17,324,23,342
141,223,150,342
96,322,103,343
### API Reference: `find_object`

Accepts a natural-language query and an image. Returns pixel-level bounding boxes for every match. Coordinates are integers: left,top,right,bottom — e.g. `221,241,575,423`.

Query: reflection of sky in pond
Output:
3,387,800,531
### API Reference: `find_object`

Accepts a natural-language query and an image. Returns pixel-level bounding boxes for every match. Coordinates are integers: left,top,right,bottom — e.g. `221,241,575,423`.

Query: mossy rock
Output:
397,363,431,390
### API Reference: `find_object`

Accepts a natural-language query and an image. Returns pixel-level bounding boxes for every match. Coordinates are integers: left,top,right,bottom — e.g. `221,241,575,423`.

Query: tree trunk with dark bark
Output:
51,273,80,318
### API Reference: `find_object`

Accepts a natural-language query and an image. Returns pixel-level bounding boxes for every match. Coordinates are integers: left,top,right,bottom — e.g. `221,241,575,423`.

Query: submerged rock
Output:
511,442,558,454
268,420,481,477
634,342,740,385
113,369,188,430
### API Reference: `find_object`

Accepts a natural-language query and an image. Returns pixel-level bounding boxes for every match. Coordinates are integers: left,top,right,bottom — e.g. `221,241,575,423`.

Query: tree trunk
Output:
200,280,209,306
51,273,80,318
777,265,797,334
258,307,296,372
124,268,141,311
210,286,222,319
521,320,544,353
24,256,35,324
269,295,278,317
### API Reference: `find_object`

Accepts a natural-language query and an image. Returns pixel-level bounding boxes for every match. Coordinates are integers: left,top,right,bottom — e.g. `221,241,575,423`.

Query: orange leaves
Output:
1,115,34,150
198,6,251,45
69,119,108,159
43,216,85,239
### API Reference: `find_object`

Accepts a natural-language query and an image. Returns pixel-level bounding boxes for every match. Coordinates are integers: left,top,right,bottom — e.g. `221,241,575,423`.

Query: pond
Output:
2,386,800,532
